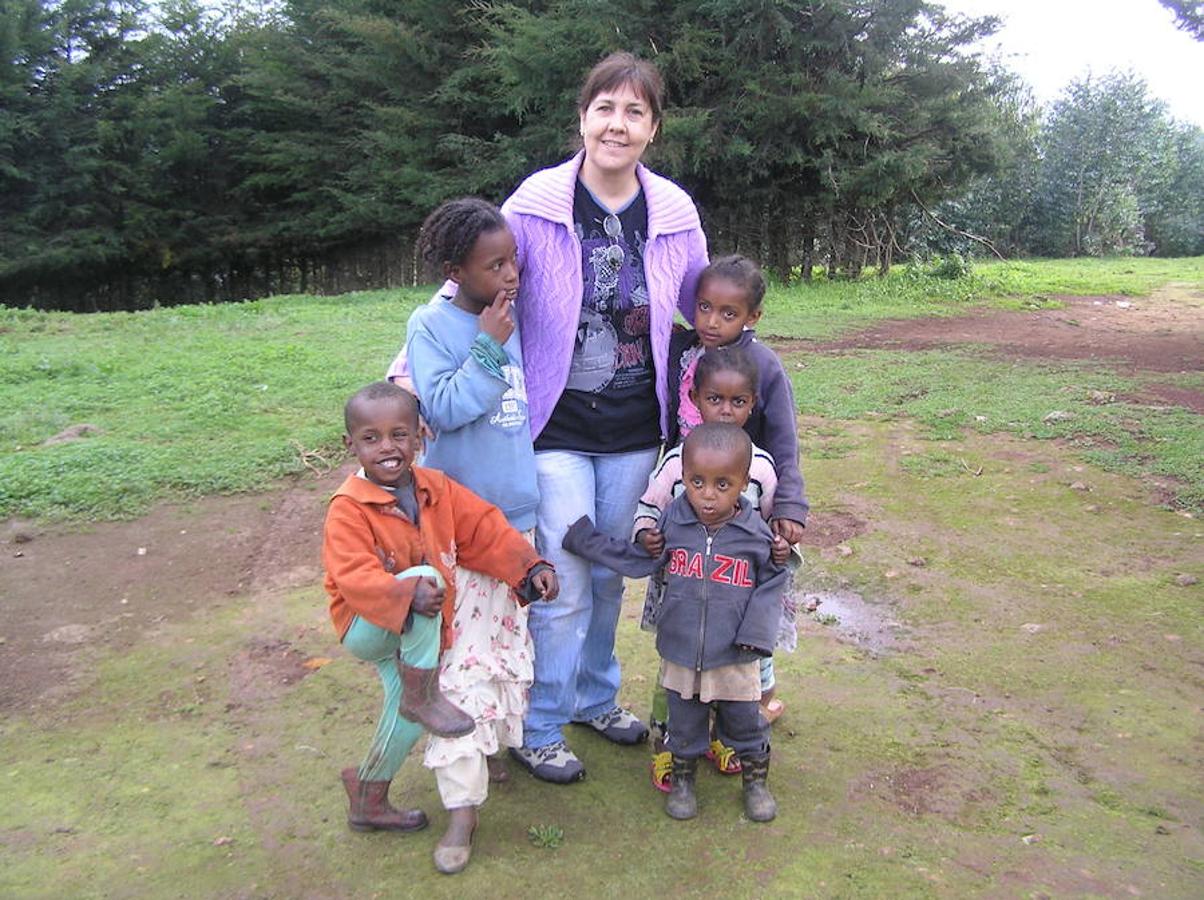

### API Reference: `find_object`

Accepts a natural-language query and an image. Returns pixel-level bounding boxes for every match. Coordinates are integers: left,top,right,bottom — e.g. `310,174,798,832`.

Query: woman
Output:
501,51,709,783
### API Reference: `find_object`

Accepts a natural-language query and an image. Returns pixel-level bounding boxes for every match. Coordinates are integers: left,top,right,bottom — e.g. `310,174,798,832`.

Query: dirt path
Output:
0,465,346,714
767,286,1204,412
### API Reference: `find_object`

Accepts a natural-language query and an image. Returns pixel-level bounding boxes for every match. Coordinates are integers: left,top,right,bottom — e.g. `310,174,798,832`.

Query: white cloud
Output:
938,0,1204,125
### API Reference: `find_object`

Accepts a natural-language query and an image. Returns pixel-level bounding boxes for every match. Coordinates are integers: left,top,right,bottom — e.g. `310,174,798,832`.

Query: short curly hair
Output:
344,381,419,432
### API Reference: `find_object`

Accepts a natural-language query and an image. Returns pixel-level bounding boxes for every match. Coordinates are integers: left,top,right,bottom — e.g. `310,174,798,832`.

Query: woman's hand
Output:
771,517,804,546
531,569,559,602
479,289,515,345
410,576,445,617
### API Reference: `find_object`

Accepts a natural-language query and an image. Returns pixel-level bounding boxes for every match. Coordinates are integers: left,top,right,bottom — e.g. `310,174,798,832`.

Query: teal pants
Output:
342,612,441,782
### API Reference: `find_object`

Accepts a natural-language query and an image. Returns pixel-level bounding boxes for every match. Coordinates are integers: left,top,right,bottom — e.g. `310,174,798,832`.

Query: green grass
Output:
1,256,1201,520
757,255,1204,339
789,349,1203,511
0,288,428,519
971,255,1204,298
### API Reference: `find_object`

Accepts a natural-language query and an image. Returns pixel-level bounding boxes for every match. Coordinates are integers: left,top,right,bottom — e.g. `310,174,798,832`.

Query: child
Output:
668,254,809,720
322,382,557,871
563,423,786,822
633,346,790,792
403,197,542,875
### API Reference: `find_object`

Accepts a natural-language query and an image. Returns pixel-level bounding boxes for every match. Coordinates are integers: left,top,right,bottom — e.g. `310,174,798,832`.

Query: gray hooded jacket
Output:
562,495,787,671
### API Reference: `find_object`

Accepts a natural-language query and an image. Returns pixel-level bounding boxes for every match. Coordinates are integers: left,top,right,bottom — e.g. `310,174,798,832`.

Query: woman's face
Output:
579,81,659,176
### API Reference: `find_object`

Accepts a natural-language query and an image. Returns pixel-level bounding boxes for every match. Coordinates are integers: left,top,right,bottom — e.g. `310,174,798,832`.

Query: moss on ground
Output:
2,422,1200,898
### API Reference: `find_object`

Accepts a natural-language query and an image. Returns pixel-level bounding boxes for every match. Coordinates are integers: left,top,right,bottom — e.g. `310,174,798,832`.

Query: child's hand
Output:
479,289,515,345
771,517,804,546
410,576,445,617
637,528,665,556
770,533,790,566
531,569,559,602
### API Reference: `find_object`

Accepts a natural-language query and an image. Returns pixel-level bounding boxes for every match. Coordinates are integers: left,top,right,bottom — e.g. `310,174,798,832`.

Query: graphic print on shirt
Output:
490,363,529,430
564,307,618,393
567,183,653,395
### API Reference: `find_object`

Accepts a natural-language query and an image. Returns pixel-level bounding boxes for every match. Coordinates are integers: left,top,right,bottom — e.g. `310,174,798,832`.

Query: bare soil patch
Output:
0,464,350,715
768,287,1204,412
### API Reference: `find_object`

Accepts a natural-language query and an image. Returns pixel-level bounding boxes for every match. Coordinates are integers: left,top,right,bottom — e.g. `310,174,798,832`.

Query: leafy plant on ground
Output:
527,824,564,849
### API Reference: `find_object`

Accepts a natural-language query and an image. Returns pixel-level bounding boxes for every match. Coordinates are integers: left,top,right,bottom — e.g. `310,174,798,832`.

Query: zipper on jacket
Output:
695,529,713,671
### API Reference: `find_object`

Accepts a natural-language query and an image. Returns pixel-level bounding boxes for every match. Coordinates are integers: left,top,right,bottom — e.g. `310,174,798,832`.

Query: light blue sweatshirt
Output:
404,294,538,531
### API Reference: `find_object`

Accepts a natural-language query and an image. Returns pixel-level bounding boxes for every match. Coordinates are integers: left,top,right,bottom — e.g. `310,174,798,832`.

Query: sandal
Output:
704,739,742,775
651,751,673,793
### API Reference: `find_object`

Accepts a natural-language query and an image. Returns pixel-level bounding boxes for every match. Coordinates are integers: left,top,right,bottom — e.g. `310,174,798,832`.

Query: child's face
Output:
690,370,755,428
343,397,421,488
694,276,761,349
682,445,750,527
448,227,519,313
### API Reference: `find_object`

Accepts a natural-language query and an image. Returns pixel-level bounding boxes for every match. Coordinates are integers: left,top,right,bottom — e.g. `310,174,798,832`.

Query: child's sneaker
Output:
704,739,742,775
651,751,673,793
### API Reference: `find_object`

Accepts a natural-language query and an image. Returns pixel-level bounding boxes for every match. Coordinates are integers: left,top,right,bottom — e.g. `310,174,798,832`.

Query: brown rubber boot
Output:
397,662,475,738
665,755,698,820
739,752,777,822
341,767,428,832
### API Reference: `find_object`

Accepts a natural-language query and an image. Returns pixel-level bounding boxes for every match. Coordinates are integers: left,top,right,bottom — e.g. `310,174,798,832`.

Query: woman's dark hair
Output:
578,51,664,124
416,197,507,279
694,344,759,396
699,255,767,313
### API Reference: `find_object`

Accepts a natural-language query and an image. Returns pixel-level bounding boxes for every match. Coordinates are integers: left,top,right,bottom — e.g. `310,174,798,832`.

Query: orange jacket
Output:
322,468,546,649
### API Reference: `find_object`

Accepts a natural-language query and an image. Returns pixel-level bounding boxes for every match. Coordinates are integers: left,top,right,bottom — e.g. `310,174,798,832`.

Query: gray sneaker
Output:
575,706,649,745
510,741,586,783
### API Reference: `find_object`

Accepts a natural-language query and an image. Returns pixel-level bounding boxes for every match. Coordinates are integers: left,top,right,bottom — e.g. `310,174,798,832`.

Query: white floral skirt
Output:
424,530,534,770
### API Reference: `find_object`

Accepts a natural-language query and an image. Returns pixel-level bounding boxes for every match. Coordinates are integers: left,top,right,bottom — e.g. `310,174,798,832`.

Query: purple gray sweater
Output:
501,151,709,439
668,328,810,526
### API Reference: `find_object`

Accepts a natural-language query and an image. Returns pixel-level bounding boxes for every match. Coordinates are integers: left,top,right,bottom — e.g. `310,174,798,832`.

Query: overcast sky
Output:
936,0,1204,125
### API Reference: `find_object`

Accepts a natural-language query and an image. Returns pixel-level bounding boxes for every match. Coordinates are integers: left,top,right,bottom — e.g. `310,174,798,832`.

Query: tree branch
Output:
910,189,1007,259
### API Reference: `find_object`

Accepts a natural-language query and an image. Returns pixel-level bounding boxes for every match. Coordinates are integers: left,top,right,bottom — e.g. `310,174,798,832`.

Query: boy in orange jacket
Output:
323,382,557,835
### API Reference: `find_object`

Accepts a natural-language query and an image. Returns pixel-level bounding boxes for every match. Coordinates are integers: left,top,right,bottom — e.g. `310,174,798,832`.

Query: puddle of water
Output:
800,589,905,655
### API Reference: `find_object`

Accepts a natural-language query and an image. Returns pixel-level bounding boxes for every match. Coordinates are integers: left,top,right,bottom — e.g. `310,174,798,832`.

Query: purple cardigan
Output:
501,152,709,439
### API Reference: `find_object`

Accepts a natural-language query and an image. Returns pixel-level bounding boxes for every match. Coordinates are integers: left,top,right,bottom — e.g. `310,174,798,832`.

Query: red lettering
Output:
710,554,735,585
667,548,689,576
732,558,754,587
615,341,646,368
685,552,704,579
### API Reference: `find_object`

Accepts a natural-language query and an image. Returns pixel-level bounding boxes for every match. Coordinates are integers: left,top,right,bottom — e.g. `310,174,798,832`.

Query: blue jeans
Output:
524,447,659,749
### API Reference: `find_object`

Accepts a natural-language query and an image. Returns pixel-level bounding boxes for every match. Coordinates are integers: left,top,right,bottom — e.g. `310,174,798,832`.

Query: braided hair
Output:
416,198,507,280
699,255,767,313
693,344,759,396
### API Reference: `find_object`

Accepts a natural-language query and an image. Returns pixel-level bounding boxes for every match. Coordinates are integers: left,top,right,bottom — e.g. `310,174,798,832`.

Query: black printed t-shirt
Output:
534,180,661,453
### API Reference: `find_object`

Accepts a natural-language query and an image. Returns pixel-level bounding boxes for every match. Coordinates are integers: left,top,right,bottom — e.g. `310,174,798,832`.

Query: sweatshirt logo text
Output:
666,549,755,587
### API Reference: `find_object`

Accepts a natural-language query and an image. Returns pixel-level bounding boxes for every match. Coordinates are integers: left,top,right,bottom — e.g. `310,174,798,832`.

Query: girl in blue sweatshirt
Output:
403,198,543,874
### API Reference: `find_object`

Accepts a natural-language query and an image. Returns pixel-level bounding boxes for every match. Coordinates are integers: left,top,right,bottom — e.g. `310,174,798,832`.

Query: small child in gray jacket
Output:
562,423,787,822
